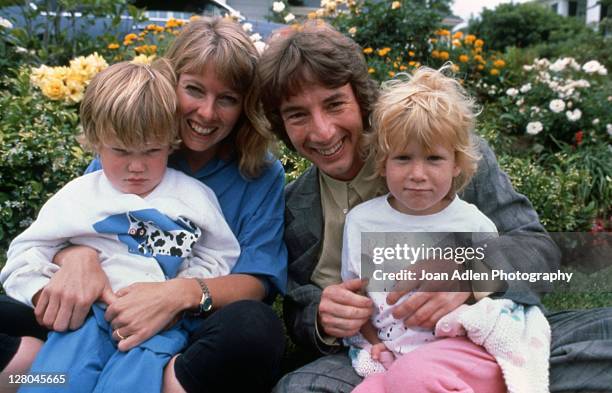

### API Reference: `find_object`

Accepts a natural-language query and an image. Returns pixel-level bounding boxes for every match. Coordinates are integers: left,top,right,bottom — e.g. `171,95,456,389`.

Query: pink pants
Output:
352,337,506,393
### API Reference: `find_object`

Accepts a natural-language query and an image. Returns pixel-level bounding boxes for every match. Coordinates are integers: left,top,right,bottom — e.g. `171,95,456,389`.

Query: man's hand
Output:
318,279,373,338
386,259,471,329
34,245,108,331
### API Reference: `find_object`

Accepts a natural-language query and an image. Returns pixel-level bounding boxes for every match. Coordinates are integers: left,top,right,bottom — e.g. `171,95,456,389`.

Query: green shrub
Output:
498,155,597,231
280,143,310,184
468,2,589,52
0,0,144,75
327,0,450,64
0,69,92,248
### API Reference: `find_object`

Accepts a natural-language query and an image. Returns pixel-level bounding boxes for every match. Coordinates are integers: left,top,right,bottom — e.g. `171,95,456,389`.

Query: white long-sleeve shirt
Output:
1,168,240,307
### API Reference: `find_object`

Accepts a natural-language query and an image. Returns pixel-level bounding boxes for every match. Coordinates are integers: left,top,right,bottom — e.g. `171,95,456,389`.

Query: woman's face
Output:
176,65,243,166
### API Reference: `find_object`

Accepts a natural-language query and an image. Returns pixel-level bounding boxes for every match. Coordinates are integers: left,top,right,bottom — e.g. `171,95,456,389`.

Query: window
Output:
569,1,577,16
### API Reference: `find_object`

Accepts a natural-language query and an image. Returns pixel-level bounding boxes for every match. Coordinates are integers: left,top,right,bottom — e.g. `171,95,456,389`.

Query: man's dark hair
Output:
257,22,379,150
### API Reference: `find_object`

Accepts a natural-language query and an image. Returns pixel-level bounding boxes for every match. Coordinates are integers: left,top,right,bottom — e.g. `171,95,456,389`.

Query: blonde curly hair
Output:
371,65,481,193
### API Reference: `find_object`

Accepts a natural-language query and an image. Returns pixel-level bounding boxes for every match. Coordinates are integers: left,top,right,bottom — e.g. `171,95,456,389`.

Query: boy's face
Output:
280,83,364,181
98,139,171,198
384,140,460,216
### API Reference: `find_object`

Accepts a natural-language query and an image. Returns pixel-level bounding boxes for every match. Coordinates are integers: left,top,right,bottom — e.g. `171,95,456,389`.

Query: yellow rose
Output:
65,79,85,103
40,78,68,101
131,54,156,65
30,65,52,86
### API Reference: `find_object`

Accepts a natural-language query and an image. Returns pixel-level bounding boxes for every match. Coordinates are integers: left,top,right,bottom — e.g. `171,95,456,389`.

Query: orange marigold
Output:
459,54,469,63
494,59,506,68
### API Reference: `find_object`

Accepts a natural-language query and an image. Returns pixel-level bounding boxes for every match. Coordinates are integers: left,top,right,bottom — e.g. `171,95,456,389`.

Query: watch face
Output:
202,297,213,312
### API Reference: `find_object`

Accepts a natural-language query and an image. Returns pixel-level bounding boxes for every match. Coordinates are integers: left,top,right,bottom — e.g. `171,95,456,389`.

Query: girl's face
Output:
176,65,243,170
384,140,460,216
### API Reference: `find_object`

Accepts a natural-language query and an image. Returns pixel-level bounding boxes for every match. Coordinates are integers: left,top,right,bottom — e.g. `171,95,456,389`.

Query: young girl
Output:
341,66,550,393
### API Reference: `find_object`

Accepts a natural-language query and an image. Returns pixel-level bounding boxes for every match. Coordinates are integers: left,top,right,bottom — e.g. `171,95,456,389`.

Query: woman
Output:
0,17,287,393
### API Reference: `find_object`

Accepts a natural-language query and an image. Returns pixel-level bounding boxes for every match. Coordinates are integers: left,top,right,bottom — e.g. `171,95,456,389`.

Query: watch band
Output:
193,278,213,315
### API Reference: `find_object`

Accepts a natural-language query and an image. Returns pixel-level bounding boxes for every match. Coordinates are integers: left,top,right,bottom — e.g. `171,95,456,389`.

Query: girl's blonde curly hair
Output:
370,65,481,193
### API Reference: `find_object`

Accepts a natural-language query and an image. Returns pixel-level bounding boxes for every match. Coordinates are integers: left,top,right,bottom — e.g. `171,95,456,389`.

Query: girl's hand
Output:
370,342,391,360
34,246,108,331
105,279,197,351
370,343,395,370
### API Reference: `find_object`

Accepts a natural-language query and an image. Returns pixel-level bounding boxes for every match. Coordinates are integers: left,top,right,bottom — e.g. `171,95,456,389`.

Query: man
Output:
258,22,612,392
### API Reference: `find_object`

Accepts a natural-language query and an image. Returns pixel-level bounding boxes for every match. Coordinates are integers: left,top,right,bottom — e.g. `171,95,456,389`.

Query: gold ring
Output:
116,329,126,340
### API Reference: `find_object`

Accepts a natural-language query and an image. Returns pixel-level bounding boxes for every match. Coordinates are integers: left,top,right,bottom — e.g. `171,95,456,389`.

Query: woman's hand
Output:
317,279,373,338
105,279,197,352
34,245,109,332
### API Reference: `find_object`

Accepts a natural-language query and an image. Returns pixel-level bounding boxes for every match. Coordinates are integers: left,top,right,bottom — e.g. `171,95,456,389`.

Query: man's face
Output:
280,83,365,181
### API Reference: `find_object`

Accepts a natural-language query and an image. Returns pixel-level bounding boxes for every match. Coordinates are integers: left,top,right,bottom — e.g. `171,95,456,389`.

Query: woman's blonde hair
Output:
371,65,480,193
165,17,274,178
80,59,179,150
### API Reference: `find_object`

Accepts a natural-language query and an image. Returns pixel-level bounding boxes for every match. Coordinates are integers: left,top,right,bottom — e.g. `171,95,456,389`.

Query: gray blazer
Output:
283,137,561,355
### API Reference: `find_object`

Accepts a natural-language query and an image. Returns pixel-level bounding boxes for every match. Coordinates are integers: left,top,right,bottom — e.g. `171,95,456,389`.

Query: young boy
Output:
0,60,240,393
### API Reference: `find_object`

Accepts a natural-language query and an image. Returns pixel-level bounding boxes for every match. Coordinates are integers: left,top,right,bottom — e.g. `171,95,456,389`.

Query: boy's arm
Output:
0,189,77,307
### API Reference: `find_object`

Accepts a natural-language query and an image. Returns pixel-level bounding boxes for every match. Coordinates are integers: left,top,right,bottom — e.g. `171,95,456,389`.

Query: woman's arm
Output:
104,274,265,352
